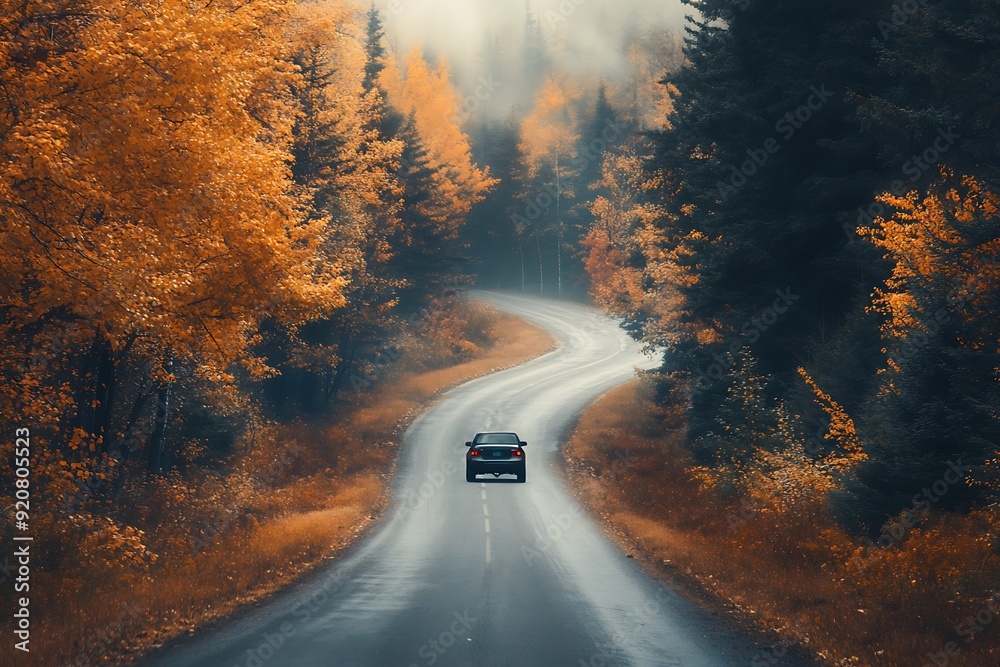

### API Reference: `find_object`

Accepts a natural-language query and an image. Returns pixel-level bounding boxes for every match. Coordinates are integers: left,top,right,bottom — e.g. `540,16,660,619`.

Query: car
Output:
465,431,527,483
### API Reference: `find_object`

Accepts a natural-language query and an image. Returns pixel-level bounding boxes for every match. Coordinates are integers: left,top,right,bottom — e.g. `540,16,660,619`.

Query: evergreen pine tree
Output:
860,0,1000,190
522,1,548,95
647,0,891,447
463,119,526,290
390,113,466,311
362,4,386,95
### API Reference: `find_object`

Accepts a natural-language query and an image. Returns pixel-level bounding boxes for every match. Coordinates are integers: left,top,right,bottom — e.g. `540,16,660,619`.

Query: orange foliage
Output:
609,32,682,130
582,139,694,349
860,169,1000,351
582,144,654,315
518,76,582,178
797,368,867,469
0,0,345,374
378,48,496,233
567,381,1000,666
289,1,403,213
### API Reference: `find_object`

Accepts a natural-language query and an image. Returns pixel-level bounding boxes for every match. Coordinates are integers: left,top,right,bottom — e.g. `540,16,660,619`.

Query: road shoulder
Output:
560,378,820,666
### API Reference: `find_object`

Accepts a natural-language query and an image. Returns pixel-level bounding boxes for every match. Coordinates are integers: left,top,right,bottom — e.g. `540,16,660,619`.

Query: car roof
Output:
473,432,521,444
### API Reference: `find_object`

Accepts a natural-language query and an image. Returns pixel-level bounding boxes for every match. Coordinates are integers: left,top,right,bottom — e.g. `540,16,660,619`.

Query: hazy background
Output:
373,0,688,120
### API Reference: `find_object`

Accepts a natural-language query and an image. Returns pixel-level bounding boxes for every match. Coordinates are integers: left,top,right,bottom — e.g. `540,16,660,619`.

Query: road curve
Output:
143,292,808,667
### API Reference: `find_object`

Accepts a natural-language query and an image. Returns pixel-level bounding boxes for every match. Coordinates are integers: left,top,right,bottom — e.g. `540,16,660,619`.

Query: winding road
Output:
144,292,810,667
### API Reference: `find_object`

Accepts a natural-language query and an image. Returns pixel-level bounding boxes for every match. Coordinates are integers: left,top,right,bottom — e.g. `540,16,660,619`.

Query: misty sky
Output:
374,0,688,118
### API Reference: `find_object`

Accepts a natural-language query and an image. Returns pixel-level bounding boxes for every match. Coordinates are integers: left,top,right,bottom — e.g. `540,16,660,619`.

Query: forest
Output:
465,0,998,562
564,0,1000,539
1,0,495,499
0,2,510,660
1,0,998,664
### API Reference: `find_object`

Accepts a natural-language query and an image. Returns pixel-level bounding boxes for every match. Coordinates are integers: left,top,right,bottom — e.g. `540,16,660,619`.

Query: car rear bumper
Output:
468,462,523,474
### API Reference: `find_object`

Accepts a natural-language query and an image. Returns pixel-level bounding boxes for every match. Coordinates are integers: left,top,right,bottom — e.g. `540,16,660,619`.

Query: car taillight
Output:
470,449,481,457
512,449,523,456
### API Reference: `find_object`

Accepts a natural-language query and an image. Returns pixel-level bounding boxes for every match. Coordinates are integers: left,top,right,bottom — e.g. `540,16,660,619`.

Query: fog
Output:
373,0,688,120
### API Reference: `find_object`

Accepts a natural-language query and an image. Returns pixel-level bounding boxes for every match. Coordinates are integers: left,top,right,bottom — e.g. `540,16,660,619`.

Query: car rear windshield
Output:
474,433,519,444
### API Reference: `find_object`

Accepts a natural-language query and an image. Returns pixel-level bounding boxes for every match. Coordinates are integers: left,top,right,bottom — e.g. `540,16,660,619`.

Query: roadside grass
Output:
563,378,1000,667
9,303,553,667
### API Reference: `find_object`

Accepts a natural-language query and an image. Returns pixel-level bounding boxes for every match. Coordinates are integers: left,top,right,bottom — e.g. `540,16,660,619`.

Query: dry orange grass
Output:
563,378,1000,667
5,307,552,667
394,318,553,400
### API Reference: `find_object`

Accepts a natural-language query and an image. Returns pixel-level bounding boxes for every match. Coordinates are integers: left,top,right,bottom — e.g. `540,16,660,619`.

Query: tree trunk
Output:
518,238,525,292
73,335,102,444
146,352,173,474
96,330,136,454
109,389,150,497
93,343,117,452
536,235,544,295
118,390,149,461
327,338,356,404
555,152,562,298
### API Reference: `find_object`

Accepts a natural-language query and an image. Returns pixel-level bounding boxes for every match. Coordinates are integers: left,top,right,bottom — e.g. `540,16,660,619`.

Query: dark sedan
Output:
465,431,527,483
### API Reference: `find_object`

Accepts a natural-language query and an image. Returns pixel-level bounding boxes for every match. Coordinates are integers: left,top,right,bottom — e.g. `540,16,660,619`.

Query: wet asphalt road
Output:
143,292,811,667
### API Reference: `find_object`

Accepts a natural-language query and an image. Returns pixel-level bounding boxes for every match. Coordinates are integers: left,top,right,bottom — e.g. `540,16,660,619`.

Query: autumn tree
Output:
518,76,581,297
521,2,549,95
0,0,349,475
260,0,405,413
389,114,457,311
839,172,1000,527
582,137,664,329
612,27,682,131
362,3,386,94
377,47,497,300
